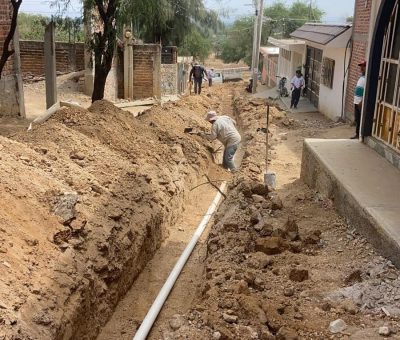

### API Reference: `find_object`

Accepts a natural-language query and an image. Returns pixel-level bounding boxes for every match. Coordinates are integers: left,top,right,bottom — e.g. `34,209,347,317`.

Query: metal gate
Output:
373,0,400,152
304,46,322,107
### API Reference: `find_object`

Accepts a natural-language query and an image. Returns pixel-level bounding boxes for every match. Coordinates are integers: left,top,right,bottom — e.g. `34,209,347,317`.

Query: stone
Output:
378,326,391,336
252,252,272,269
255,237,285,255
303,230,321,245
252,194,265,203
283,287,294,297
289,268,309,282
169,314,184,331
341,300,358,315
69,150,85,160
53,192,79,224
254,220,265,232
251,183,270,196
294,313,304,320
329,319,347,333
271,195,283,210
284,217,299,241
212,331,222,339
222,313,238,324
276,327,299,340
250,212,262,225
345,270,363,285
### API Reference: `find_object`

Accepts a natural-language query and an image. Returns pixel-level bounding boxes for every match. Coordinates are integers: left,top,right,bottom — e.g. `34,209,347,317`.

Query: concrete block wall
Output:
344,0,372,121
161,63,178,96
132,44,161,100
19,40,85,78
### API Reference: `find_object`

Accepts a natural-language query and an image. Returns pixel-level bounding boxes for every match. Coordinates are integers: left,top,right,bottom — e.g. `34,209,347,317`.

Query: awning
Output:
260,46,279,57
290,24,351,46
267,37,305,53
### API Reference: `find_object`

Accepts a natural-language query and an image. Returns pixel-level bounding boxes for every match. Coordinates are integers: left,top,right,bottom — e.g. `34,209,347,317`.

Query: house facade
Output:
269,24,352,121
290,24,352,121
259,46,279,87
267,38,304,87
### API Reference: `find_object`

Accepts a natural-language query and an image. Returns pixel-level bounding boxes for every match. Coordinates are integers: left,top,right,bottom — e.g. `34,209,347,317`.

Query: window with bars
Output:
321,57,335,89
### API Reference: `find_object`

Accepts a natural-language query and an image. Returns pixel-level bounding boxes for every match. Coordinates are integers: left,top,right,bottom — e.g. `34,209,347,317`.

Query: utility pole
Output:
251,0,264,94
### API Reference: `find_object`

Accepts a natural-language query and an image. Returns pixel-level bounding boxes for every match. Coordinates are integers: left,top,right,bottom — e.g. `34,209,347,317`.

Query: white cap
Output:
205,111,217,122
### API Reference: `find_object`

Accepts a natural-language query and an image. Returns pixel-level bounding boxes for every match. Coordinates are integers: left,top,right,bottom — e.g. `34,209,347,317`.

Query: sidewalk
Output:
301,139,400,267
252,84,318,113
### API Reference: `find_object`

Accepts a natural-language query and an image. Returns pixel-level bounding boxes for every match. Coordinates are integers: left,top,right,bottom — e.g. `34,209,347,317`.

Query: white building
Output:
269,24,352,121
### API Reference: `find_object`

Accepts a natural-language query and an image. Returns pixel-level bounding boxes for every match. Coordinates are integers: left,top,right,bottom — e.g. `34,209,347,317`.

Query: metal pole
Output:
251,0,258,94
252,0,264,94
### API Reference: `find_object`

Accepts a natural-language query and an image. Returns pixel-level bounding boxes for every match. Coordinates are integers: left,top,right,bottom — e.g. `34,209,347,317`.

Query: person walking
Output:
351,60,366,139
203,111,241,172
189,62,207,95
207,68,214,87
290,70,305,109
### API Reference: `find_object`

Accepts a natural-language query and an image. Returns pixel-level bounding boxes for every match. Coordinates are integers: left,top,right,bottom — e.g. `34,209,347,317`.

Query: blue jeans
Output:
223,143,239,170
194,78,202,94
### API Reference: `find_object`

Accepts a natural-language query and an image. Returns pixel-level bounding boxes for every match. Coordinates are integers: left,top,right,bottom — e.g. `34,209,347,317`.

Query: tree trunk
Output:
92,46,114,103
92,63,109,102
0,0,22,79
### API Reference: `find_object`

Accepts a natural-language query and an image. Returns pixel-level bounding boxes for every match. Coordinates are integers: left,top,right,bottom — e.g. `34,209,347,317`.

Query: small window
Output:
322,57,335,89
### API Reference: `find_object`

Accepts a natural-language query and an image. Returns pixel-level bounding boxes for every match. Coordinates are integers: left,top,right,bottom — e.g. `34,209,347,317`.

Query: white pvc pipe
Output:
133,181,227,340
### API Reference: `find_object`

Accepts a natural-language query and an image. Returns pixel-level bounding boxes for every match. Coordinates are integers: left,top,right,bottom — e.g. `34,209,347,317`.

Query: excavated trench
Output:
96,91,239,339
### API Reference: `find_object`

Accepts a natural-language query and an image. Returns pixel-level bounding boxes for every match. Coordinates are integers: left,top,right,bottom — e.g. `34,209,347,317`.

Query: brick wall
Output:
19,40,85,78
132,44,161,100
344,0,372,120
0,0,13,76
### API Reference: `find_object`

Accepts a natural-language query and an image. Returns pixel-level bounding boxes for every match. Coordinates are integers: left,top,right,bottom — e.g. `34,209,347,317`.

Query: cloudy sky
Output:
21,0,355,23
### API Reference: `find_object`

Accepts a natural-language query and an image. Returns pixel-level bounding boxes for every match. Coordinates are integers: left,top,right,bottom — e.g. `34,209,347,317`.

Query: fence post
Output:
44,21,57,109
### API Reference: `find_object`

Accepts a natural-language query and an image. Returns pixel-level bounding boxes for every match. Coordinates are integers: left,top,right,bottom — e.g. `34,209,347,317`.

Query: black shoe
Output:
350,135,359,139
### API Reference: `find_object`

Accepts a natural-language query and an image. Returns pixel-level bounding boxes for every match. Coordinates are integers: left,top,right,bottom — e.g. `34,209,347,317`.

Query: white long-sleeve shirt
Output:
208,116,241,147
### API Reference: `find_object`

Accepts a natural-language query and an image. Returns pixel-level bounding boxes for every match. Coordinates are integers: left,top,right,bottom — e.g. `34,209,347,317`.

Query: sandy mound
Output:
0,96,224,339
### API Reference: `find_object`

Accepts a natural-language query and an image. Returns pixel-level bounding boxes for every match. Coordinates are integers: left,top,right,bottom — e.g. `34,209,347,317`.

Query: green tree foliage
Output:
18,13,84,42
179,29,211,61
220,0,324,65
120,0,222,46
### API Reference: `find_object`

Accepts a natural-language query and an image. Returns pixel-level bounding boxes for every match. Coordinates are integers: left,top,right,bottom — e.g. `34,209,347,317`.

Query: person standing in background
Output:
207,68,214,87
290,70,305,109
351,60,366,139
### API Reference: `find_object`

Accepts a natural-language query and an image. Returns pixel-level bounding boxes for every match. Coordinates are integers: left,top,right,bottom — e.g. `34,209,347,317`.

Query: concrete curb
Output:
301,139,400,268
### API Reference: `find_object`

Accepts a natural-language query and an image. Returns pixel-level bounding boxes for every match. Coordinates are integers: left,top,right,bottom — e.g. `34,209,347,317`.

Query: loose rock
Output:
222,313,238,324
289,268,309,282
255,237,286,255
378,326,391,336
329,319,347,333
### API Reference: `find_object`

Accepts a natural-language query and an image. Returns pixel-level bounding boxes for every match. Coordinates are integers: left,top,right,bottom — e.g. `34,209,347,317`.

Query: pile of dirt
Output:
0,96,225,339
153,85,400,340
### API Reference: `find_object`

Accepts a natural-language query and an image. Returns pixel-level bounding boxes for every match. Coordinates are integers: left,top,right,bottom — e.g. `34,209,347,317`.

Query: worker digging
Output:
200,110,242,173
